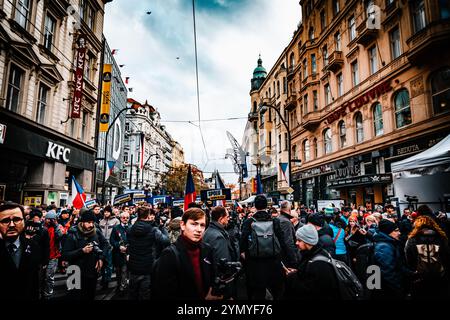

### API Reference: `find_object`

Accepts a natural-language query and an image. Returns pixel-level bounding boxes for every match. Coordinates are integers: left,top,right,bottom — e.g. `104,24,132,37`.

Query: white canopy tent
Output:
239,195,256,205
391,134,450,212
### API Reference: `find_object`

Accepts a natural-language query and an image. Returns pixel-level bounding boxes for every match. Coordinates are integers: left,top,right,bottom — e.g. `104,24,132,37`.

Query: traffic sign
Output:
287,187,294,194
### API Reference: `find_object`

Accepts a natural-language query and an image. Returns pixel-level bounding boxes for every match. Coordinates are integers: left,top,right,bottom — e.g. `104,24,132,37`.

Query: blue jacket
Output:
373,232,411,298
330,224,346,255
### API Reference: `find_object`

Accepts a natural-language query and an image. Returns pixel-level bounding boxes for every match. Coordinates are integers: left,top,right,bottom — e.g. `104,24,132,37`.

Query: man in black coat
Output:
62,210,110,300
152,208,222,300
110,211,130,293
307,212,336,257
127,206,169,300
240,195,287,300
277,200,300,268
284,224,340,300
0,202,45,300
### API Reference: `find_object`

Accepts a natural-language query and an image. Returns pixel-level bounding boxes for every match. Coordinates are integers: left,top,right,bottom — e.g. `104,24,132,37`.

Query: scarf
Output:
77,223,96,237
181,234,204,297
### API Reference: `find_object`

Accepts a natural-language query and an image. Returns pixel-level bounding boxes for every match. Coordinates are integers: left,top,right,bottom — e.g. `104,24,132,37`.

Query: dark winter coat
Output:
110,223,129,267
62,225,110,279
372,232,412,299
0,235,44,300
277,212,300,267
240,210,286,289
152,236,214,300
127,220,169,275
203,221,238,264
285,246,340,300
405,228,450,299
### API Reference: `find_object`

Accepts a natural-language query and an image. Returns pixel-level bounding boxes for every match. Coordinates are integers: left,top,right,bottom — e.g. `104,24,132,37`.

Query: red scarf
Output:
181,234,204,297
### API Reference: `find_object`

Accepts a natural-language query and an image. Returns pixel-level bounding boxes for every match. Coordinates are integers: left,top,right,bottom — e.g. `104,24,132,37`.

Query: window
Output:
335,32,341,51
290,53,295,69
125,122,130,131
15,0,30,29
6,64,24,113
69,119,75,137
323,46,328,67
369,46,378,75
337,73,344,97
373,102,384,136
292,145,297,159
303,58,308,79
87,4,95,30
43,13,56,51
333,0,340,16
303,94,308,115
320,10,326,31
349,16,356,41
309,27,315,41
355,112,364,143
79,0,86,20
269,88,271,98
269,132,272,147
277,81,280,97
122,170,128,180
313,138,318,158
311,54,316,75
394,89,412,128
351,60,359,86
440,0,450,19
390,27,401,60
339,121,347,148
253,101,257,113
36,84,49,124
81,112,88,141
411,0,426,33
284,133,288,151
304,140,310,162
124,152,129,162
324,84,331,105
278,134,282,153
324,128,332,154
283,77,287,93
84,55,94,82
431,67,450,114
313,90,318,111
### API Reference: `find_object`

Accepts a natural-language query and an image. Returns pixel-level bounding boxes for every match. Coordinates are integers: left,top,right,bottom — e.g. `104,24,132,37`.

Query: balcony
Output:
382,1,401,27
285,91,297,111
355,17,378,47
301,73,319,92
406,21,450,64
326,51,344,73
287,65,295,80
301,111,321,131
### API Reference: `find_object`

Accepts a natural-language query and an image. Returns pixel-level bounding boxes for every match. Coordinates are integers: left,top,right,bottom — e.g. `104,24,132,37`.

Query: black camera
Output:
89,241,103,255
213,258,242,297
25,221,41,236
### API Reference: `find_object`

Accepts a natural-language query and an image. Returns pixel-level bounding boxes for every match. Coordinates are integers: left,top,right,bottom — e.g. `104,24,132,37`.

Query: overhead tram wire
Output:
192,0,209,164
160,117,248,123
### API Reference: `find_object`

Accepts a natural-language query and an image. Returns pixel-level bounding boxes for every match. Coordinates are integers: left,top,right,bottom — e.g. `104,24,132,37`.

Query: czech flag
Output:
70,176,86,209
184,165,197,211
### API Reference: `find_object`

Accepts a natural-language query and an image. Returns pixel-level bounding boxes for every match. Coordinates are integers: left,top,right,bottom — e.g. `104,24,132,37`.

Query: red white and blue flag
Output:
70,176,86,209
184,165,197,211
105,160,116,181
279,162,289,183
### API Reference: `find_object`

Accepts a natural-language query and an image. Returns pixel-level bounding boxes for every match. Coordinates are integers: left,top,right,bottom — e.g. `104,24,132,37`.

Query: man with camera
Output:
62,209,110,300
0,202,46,300
203,206,239,298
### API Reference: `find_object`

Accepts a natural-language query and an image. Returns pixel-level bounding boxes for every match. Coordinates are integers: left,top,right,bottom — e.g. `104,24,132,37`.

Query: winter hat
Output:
45,210,57,220
324,206,334,217
29,209,43,219
295,224,319,245
378,219,398,235
80,209,96,222
308,213,324,227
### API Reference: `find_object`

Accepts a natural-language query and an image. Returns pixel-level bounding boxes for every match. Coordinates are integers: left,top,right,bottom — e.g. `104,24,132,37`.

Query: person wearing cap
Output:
42,210,66,299
284,224,340,300
62,209,110,300
372,219,412,300
307,213,336,257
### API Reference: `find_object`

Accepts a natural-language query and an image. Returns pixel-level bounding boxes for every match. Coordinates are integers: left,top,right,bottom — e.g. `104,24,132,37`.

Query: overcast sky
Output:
104,0,301,184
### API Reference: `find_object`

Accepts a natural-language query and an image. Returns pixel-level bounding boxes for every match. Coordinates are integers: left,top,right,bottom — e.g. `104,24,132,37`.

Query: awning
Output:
239,195,256,205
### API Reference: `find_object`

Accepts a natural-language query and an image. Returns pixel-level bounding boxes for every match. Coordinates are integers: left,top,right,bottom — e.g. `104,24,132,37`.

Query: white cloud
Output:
104,0,300,184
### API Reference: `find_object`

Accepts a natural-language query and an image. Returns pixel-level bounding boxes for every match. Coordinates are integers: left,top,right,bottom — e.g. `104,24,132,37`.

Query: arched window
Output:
355,112,364,143
323,128,332,154
431,67,450,114
292,145,297,160
277,81,280,96
313,138,318,158
253,101,257,113
124,152,129,163
394,89,412,128
303,139,310,162
373,102,383,136
309,27,315,41
338,120,346,148
290,52,295,68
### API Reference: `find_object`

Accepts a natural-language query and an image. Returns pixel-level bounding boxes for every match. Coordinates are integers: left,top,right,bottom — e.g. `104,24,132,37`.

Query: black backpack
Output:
310,251,364,300
248,218,281,258
355,242,375,282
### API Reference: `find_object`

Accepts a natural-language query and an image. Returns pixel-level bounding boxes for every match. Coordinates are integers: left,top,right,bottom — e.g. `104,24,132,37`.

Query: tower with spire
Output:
251,54,267,91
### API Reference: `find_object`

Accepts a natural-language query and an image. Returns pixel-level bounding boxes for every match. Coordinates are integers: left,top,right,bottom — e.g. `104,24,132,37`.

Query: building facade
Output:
247,0,450,208
122,98,181,195
95,38,127,203
171,140,184,168
0,0,112,205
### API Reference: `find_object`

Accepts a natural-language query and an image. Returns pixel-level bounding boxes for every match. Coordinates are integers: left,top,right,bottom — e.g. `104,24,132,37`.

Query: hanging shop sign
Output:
328,174,392,188
200,188,232,202
71,35,87,118
326,80,392,125
99,64,112,132
0,123,6,144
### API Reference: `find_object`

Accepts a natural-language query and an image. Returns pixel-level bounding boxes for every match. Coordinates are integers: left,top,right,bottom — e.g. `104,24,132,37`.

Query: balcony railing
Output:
301,111,321,131
355,15,378,47
326,51,344,73
285,91,297,111
406,22,450,64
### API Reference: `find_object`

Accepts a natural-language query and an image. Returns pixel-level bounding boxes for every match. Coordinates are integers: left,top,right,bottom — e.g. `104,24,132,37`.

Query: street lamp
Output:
258,102,302,190
251,154,263,194
137,153,160,189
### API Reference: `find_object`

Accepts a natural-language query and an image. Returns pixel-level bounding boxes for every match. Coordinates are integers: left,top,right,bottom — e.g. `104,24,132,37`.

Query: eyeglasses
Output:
0,217,24,225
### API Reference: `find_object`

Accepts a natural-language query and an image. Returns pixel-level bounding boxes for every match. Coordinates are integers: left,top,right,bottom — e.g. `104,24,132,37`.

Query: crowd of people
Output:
1,196,450,300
